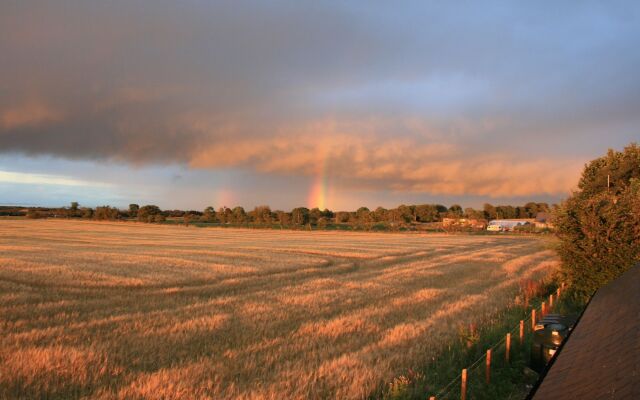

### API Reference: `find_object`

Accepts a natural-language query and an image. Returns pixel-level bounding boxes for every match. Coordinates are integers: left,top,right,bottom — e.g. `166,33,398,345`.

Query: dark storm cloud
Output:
1,1,639,196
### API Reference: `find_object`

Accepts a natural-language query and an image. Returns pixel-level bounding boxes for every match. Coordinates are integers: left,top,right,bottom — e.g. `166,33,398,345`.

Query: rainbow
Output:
214,188,234,209
307,152,330,210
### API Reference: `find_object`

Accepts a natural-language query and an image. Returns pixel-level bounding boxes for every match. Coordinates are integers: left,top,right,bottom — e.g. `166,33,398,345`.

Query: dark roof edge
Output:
525,262,640,399
524,289,593,399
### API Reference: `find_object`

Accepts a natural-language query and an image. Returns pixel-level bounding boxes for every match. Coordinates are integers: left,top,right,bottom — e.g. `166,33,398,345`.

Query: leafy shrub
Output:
556,143,640,300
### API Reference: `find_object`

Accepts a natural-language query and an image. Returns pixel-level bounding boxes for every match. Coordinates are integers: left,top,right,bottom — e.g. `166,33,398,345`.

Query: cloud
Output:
185,123,583,197
0,1,638,200
0,170,111,187
0,100,63,130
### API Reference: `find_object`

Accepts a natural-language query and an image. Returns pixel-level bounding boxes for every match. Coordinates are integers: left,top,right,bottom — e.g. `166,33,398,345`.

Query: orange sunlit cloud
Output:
1,100,63,130
1,1,638,209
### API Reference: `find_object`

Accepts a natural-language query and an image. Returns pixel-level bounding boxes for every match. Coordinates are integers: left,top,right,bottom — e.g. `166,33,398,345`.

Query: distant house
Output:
486,219,535,231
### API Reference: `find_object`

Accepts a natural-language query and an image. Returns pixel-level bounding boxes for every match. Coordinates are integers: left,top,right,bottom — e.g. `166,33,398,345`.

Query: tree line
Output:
21,200,551,230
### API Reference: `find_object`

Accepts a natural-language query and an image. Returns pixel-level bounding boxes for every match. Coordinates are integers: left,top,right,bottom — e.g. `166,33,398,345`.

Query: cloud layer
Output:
1,1,639,201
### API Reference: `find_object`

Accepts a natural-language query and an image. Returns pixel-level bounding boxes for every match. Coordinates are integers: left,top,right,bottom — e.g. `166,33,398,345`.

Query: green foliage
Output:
291,207,310,225
128,203,139,218
82,208,94,219
231,206,247,223
202,206,216,222
384,371,425,400
381,282,582,400
251,205,273,224
94,206,120,220
137,205,162,222
556,143,640,300
578,143,640,197
415,204,439,222
17,199,555,231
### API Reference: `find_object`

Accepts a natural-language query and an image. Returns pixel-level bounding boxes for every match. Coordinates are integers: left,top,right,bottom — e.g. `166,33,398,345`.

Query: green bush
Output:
556,143,640,300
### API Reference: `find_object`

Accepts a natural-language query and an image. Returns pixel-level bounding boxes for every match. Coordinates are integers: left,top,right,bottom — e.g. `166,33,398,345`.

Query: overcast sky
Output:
1,1,639,210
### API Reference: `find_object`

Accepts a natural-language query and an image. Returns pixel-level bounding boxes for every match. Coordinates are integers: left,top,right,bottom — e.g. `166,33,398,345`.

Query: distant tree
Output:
434,204,448,214
464,207,484,220
291,207,310,225
321,208,334,219
415,204,438,222
556,143,640,300
396,205,414,223
385,208,402,224
154,214,166,223
82,208,94,219
372,207,387,222
577,144,640,198
537,203,550,213
448,204,463,217
138,205,162,223
523,202,539,218
496,205,516,219
203,206,216,223
94,206,119,220
334,211,350,224
231,206,247,224
217,207,227,223
274,210,291,226
129,204,139,218
483,203,497,220
63,201,80,218
252,205,272,225
317,217,329,229
309,208,323,225
347,212,359,225
217,207,232,224
183,212,193,226
356,207,372,224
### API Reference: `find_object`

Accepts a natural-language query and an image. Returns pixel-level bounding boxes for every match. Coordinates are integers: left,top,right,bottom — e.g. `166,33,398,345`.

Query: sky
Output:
1,1,639,211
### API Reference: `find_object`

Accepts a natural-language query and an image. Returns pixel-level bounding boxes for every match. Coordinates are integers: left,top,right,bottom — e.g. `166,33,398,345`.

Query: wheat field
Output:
0,219,557,399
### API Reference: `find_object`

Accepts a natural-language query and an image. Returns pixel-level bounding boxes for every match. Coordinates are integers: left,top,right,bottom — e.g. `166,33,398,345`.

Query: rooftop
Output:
530,263,640,399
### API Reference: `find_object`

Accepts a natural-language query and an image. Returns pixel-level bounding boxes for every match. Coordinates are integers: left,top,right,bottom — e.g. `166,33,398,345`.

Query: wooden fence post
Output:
486,349,491,384
461,369,467,400
519,320,524,344
557,287,561,298
532,308,536,330
541,301,546,316
506,333,511,362
429,397,436,400
549,294,554,308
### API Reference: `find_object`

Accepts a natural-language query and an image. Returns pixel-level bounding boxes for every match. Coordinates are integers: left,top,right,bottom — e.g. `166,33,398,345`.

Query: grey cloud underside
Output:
1,1,639,195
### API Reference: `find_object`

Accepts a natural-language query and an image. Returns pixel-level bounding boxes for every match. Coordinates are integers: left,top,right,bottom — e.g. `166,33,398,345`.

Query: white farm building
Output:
486,219,535,231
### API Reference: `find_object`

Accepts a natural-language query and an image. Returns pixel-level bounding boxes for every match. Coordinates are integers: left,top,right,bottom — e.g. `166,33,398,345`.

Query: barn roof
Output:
530,263,640,399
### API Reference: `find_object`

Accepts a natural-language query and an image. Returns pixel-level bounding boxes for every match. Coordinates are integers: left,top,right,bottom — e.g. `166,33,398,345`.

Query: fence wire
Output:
431,293,559,400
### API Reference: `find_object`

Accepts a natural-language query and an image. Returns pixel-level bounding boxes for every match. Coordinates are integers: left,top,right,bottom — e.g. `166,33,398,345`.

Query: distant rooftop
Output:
530,263,640,399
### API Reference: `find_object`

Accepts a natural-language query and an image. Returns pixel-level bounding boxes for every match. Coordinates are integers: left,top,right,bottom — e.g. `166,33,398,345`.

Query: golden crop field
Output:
0,220,558,399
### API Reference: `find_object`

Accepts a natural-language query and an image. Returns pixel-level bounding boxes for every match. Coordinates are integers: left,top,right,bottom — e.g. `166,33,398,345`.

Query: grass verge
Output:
379,286,585,400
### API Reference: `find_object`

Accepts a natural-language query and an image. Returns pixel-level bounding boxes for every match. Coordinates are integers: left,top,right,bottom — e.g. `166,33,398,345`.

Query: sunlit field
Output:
0,220,558,399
